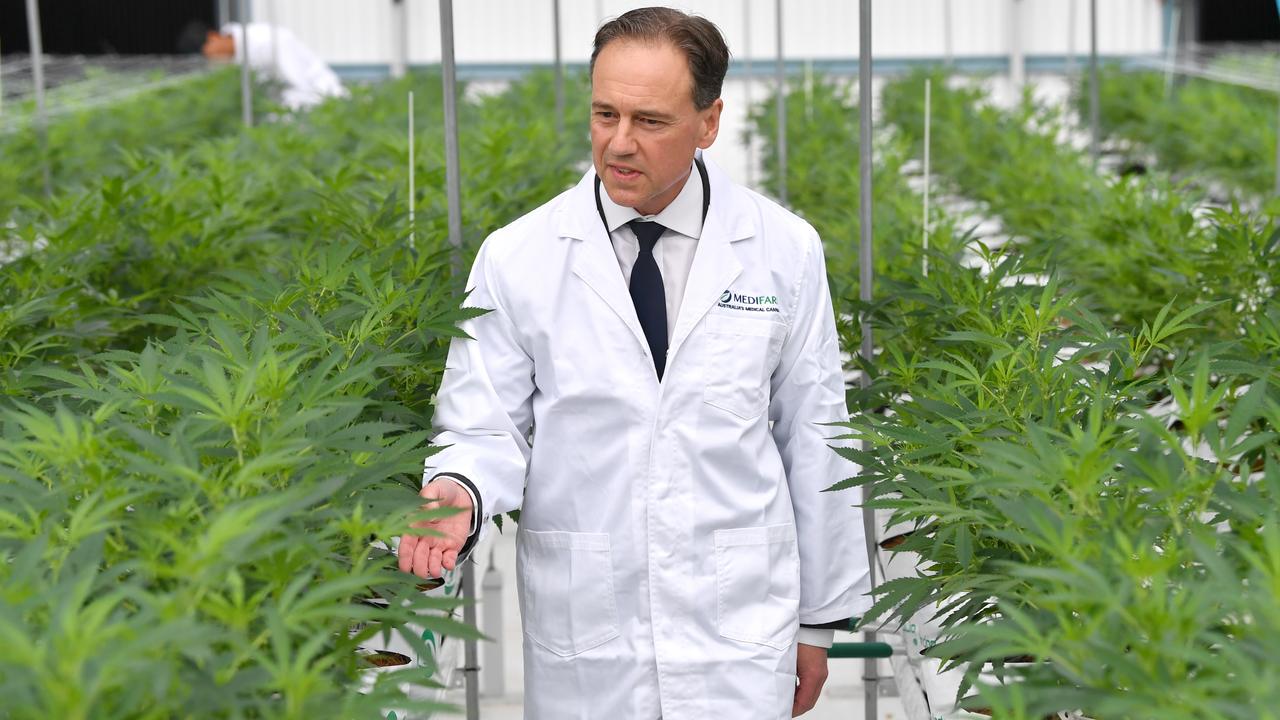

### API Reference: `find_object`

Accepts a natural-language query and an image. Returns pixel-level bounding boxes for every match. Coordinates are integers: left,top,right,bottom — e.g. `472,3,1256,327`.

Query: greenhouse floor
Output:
451,527,908,720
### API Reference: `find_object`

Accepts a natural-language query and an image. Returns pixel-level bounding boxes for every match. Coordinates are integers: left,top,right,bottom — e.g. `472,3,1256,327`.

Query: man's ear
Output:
697,98,724,150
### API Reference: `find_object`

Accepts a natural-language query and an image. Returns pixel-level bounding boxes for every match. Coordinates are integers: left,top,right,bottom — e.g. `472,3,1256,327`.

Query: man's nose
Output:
608,120,637,155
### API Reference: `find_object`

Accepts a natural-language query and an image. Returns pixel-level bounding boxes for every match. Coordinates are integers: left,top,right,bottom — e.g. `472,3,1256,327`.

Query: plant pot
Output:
363,650,413,668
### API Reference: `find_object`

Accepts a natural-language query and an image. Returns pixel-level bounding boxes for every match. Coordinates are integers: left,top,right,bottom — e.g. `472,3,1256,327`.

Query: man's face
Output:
203,31,236,60
591,40,723,216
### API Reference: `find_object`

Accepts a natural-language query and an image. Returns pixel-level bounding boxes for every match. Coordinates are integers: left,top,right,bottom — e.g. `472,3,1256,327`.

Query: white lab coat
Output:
223,22,348,111
427,157,871,719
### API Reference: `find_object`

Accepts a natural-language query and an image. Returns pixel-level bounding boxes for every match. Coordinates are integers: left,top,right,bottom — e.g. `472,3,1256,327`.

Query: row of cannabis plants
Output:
0,70,590,719
755,75,1280,718
0,67,275,218
1076,61,1279,204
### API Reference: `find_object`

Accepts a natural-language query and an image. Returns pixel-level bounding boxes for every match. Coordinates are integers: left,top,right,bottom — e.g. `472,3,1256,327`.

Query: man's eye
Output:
595,111,615,119
640,118,662,126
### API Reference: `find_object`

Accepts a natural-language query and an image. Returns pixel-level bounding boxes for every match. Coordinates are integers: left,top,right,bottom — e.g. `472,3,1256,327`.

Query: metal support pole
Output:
1009,0,1025,91
391,0,409,78
1089,0,1100,167
461,560,480,720
239,0,253,128
218,0,230,27
24,0,50,197
440,0,464,265
858,0,879,711
553,0,564,141
774,0,787,205
744,0,755,189
481,549,505,697
1066,0,1077,74
943,0,953,66
1163,2,1182,97
267,0,279,77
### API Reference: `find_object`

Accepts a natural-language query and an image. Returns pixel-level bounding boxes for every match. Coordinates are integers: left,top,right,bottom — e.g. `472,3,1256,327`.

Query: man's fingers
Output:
400,480,470,579
398,534,419,574
413,534,436,579
427,545,445,579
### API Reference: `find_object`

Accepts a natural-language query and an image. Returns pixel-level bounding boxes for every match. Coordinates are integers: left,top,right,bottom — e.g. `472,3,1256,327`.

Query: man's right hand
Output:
398,479,475,579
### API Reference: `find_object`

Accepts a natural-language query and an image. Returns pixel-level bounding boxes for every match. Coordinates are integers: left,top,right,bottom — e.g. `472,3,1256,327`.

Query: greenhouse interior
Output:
2,0,1279,719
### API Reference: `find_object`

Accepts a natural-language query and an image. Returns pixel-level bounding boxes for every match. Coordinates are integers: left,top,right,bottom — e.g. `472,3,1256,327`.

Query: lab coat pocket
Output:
702,315,787,420
713,523,800,650
517,530,619,657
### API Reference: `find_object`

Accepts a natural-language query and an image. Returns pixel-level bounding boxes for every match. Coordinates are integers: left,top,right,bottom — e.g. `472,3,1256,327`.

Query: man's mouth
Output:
610,164,641,180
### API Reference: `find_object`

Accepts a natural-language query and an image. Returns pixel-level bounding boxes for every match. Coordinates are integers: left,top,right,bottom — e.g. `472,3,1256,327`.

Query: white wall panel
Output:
264,0,1166,67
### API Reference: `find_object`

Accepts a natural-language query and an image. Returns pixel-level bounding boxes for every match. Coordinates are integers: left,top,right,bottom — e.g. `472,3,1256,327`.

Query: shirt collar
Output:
599,161,704,240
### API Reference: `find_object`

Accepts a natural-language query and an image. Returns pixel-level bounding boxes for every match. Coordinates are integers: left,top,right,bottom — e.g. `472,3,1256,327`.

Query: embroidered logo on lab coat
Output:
718,290,780,313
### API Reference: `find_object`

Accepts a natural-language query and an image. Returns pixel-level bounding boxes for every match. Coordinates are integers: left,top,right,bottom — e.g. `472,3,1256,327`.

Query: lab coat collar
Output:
598,161,704,241
561,153,750,375
558,152,756,244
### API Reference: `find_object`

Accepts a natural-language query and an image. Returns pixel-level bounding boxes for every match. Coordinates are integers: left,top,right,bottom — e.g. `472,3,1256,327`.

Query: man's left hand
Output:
792,643,829,717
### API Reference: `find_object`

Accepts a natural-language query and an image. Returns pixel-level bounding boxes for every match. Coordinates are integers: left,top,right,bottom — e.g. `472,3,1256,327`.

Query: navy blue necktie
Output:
628,220,668,380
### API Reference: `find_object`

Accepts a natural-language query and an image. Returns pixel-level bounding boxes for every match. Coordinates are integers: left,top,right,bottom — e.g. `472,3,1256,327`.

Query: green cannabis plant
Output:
0,68,592,719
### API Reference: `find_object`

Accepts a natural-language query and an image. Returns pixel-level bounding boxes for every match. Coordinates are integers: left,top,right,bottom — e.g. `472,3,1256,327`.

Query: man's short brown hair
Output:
590,7,731,111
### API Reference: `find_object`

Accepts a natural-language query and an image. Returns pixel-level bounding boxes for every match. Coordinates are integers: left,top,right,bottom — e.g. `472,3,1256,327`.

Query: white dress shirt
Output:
597,161,704,342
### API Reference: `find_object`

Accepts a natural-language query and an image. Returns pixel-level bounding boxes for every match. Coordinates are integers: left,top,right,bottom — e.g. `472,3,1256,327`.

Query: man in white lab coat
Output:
398,7,870,718
199,22,348,111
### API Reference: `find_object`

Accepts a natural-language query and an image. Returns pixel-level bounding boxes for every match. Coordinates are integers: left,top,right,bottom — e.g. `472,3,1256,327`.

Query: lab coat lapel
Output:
670,211,742,352
561,172,652,353
669,158,753,354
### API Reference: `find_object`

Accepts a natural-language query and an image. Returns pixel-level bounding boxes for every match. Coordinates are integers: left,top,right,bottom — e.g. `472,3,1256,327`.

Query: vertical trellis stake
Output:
923,78,931,278
408,90,416,250
743,0,755,188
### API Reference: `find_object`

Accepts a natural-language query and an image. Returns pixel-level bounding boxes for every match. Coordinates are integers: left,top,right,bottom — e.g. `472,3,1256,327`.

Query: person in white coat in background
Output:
399,7,870,718
195,21,348,111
